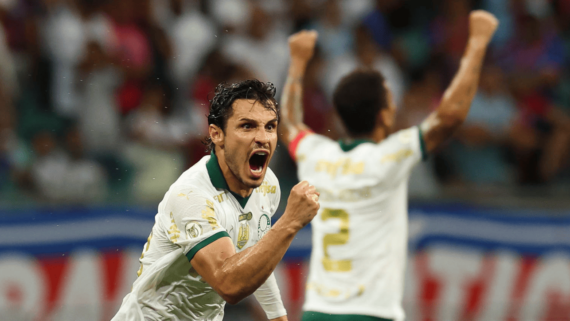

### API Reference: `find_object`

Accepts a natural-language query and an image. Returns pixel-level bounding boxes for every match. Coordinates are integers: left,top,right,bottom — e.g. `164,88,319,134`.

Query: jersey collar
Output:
206,151,251,208
338,139,375,152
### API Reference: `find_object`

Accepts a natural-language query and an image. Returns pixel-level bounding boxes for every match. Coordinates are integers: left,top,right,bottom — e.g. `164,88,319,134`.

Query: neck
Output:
215,147,253,198
348,126,388,143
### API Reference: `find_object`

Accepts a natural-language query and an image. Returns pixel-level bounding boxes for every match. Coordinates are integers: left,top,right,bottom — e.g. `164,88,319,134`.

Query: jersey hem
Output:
303,311,393,321
186,231,230,262
302,304,402,321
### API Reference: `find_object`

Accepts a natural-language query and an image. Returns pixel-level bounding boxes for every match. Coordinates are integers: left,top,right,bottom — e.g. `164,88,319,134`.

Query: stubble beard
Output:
224,145,263,189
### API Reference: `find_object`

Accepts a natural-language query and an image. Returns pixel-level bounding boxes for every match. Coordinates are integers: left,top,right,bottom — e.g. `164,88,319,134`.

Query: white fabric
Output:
295,127,423,321
113,156,285,320
254,273,287,319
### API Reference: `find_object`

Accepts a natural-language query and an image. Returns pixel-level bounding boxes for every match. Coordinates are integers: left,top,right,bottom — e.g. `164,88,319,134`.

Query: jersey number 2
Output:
321,209,351,272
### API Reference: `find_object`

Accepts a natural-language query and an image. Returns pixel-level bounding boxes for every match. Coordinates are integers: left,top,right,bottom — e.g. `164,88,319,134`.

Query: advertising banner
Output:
0,205,569,321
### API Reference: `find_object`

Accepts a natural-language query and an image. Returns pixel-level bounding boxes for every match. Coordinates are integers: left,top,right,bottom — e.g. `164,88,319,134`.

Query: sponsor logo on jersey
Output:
258,214,271,239
380,148,413,163
315,158,364,178
185,221,203,239
256,181,277,196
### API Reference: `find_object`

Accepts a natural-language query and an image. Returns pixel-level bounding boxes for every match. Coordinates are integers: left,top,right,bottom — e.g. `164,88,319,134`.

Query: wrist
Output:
289,58,308,77
274,213,303,235
468,37,490,50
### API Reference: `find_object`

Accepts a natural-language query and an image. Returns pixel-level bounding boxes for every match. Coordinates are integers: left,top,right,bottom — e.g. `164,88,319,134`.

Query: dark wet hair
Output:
204,79,279,152
333,68,388,137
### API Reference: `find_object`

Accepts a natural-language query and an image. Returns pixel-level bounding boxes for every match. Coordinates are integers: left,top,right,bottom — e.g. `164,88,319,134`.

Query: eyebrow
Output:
239,118,278,123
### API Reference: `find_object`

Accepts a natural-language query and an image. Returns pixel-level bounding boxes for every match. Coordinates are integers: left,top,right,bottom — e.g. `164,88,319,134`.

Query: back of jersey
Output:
293,127,425,321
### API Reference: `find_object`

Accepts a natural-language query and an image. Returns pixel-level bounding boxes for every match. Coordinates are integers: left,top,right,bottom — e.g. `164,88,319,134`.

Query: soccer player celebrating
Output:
113,80,320,320
279,11,498,321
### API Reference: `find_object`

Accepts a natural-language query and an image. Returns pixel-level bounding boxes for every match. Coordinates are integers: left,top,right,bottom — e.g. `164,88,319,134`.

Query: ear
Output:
209,124,225,148
378,108,394,128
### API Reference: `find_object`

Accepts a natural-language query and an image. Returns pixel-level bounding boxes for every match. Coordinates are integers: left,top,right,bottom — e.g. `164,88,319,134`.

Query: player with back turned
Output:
279,11,498,321
113,80,320,321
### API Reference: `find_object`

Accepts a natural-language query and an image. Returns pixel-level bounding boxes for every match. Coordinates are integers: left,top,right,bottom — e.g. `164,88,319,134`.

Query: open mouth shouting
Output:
248,150,269,178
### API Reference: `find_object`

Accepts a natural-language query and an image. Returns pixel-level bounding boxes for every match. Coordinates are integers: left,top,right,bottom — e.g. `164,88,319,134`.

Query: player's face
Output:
223,99,278,189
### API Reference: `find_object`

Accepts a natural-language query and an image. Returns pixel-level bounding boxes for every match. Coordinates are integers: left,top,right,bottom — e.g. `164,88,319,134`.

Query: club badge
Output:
185,221,203,239
258,214,271,239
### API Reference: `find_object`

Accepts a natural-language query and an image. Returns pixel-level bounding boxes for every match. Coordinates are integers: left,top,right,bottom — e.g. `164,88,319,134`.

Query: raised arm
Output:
279,30,318,147
191,181,319,306
421,11,499,152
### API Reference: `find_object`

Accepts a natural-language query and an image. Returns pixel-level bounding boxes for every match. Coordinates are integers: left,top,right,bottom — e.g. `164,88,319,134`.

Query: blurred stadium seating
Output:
0,0,569,320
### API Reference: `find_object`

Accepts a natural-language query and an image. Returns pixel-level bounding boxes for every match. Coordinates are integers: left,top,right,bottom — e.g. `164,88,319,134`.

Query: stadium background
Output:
0,0,569,320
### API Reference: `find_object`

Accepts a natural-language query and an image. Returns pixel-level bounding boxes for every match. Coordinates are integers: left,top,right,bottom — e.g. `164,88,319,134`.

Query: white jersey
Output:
113,153,286,321
291,127,426,321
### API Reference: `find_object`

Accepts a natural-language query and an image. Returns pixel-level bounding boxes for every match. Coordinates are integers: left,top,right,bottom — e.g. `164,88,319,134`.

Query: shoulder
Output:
294,133,338,162
374,126,426,162
379,127,421,150
167,157,218,203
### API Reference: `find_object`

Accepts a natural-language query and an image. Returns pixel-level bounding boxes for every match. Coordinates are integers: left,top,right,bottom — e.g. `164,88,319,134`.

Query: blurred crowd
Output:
0,0,569,206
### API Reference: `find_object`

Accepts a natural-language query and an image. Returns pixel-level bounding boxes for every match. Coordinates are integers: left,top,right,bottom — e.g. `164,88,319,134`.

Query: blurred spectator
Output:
44,0,114,117
0,0,569,205
127,82,190,148
0,0,18,102
31,127,106,204
429,0,470,73
510,95,570,184
157,0,216,95
0,94,32,193
77,41,121,155
222,3,289,89
309,0,353,59
324,25,405,106
450,65,517,185
124,82,187,201
301,49,338,138
361,0,394,51
397,66,442,196
106,0,153,114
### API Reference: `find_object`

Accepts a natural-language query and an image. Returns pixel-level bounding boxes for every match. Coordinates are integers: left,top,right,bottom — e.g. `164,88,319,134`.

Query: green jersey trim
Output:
206,151,251,208
186,231,230,262
302,311,392,321
417,126,428,161
338,139,375,152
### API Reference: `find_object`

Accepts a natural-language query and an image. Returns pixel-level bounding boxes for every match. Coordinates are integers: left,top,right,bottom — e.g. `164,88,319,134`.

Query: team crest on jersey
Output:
185,221,202,239
258,214,270,239
237,212,252,249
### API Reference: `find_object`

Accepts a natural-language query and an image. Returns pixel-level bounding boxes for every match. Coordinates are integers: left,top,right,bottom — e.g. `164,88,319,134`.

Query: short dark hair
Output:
333,69,387,136
204,79,279,152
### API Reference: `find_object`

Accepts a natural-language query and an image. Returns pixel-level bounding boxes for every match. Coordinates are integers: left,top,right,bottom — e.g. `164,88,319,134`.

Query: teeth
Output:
255,152,267,156
252,167,262,173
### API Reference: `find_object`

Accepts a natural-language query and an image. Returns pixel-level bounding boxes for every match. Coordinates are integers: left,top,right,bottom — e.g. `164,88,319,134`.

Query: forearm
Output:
279,59,308,145
216,219,297,304
422,39,489,151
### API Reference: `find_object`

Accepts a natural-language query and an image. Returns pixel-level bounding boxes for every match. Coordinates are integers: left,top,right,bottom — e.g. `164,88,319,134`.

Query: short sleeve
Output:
165,186,230,262
287,130,315,162
374,126,427,184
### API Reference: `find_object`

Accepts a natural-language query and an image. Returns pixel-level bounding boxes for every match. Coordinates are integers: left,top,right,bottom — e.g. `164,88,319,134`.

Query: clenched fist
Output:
288,30,318,64
282,181,320,231
469,10,499,45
